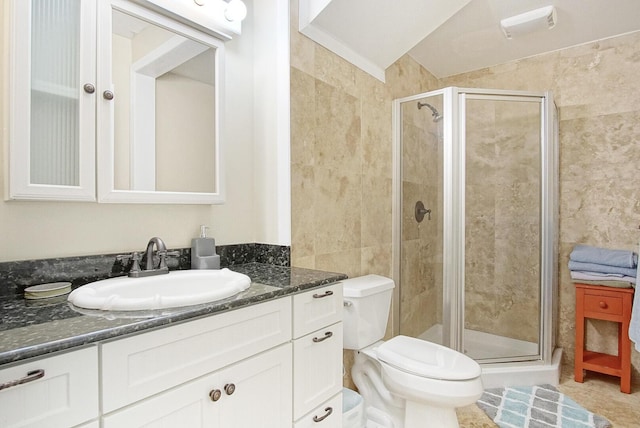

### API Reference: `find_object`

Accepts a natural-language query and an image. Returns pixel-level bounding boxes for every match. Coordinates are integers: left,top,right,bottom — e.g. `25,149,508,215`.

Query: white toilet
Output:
343,275,483,428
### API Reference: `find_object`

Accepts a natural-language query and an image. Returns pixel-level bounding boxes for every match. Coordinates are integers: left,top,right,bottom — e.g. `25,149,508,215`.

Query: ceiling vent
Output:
500,5,557,39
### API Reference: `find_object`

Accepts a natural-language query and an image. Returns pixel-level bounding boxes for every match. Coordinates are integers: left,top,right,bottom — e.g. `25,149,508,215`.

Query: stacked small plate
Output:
24,282,72,300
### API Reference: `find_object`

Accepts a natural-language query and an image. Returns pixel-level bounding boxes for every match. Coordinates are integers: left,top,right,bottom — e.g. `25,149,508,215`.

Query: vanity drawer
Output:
0,346,99,428
101,297,292,413
294,393,342,428
292,283,342,338
584,294,623,317
293,322,343,419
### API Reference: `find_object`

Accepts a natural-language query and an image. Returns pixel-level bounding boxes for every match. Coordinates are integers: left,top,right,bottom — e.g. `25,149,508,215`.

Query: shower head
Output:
417,101,443,122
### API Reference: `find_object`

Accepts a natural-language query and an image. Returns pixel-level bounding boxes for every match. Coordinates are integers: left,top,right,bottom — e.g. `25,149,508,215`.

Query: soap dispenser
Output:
191,225,220,269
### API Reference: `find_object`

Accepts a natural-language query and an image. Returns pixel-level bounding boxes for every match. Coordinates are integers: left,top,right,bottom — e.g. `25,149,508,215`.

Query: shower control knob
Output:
414,201,432,223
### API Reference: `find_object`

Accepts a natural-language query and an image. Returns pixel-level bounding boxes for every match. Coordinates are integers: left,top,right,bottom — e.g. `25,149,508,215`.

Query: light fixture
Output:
192,0,247,23
224,0,247,22
500,5,557,39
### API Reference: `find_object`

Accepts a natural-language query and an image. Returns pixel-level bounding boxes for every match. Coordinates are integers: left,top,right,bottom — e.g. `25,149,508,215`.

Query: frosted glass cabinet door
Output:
8,0,97,201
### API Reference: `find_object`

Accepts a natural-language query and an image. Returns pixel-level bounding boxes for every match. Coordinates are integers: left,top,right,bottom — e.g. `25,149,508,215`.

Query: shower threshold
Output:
418,324,562,388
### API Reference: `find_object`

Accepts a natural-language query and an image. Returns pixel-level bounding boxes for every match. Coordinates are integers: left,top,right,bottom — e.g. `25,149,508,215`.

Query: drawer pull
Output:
0,369,45,391
313,290,334,299
313,331,333,343
224,383,236,395
599,301,608,309
209,389,222,401
312,406,333,422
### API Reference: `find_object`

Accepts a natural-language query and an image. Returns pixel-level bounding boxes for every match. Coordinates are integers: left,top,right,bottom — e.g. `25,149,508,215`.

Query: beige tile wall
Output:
443,31,640,379
291,0,640,383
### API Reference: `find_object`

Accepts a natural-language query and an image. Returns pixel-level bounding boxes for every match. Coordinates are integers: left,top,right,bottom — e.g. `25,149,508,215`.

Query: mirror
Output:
98,1,225,204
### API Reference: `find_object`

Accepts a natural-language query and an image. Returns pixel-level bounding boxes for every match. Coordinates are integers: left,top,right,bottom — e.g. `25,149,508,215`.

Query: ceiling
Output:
299,0,640,80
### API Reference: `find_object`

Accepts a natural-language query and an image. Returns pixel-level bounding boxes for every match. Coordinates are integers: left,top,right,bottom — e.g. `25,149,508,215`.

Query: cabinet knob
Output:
83,83,95,94
312,406,333,423
224,383,236,395
599,301,608,309
103,90,114,100
209,389,222,402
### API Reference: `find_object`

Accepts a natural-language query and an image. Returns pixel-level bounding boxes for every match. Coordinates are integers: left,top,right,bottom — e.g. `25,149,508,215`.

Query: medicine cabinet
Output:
8,0,225,204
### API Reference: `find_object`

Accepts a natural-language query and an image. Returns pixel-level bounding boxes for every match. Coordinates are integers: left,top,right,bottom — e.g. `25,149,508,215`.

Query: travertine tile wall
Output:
290,0,437,279
291,0,640,381
443,31,640,377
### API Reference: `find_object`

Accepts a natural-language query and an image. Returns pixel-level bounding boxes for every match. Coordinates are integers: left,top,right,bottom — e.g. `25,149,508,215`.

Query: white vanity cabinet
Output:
0,346,99,428
0,282,344,427
103,343,292,427
292,283,344,427
100,297,291,413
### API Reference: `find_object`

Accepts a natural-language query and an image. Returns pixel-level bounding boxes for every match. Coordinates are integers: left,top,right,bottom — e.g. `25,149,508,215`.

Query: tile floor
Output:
456,365,640,427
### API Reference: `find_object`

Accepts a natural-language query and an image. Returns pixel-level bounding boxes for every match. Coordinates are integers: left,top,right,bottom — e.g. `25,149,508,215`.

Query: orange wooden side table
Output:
574,283,634,393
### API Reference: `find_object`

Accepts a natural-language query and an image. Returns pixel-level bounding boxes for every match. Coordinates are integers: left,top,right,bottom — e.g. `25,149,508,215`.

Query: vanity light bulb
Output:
224,0,247,22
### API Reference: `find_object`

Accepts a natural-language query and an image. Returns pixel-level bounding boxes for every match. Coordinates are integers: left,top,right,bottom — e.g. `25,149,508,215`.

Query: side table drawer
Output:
584,294,622,316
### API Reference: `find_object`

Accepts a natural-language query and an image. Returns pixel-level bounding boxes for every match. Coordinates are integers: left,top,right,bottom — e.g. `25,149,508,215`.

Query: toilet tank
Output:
342,275,395,350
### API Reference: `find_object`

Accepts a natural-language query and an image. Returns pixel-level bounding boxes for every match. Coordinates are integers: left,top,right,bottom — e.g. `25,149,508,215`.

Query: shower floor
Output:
418,324,562,388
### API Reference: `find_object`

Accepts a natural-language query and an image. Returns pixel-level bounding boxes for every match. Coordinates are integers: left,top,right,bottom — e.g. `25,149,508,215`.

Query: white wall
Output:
0,0,287,262
252,0,291,245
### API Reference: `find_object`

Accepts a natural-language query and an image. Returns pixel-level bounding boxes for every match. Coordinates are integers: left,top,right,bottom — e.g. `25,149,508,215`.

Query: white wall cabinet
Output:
8,0,97,201
0,346,99,428
7,0,225,204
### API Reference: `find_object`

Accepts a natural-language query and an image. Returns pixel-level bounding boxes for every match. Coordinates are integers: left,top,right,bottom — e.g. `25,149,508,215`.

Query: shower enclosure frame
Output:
392,87,559,370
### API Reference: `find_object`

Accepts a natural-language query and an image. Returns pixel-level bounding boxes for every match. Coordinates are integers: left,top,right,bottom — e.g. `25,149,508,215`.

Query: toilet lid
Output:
377,335,481,381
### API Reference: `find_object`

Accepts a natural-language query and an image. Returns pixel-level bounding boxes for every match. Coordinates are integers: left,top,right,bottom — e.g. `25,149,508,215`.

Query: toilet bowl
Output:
343,275,483,428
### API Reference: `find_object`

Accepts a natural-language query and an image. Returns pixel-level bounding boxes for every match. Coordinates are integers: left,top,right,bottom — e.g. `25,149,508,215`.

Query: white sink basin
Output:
67,268,251,311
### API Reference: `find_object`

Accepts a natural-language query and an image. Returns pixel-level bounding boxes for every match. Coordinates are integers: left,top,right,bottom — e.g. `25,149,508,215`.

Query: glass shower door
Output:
397,93,445,345
461,93,542,362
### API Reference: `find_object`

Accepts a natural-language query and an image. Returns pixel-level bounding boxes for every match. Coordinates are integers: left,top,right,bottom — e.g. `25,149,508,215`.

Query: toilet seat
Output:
377,335,481,381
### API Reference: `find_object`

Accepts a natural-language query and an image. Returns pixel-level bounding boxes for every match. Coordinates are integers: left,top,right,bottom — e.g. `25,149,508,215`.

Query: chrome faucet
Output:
144,237,167,271
116,237,179,278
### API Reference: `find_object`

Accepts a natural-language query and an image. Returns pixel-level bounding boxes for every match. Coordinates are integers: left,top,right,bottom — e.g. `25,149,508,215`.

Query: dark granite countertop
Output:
0,263,347,366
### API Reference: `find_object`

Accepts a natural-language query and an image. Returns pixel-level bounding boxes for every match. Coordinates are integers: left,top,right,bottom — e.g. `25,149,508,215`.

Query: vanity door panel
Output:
101,297,291,412
102,343,292,428
0,346,99,428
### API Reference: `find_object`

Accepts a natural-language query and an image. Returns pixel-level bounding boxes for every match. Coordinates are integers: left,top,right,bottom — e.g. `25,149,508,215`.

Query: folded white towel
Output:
571,270,636,284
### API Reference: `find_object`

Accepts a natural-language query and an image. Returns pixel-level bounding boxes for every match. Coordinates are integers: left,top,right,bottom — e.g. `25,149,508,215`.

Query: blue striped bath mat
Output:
476,384,611,428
